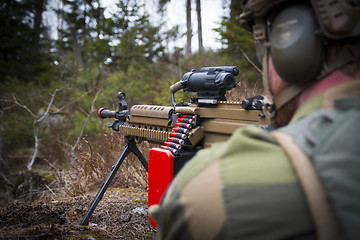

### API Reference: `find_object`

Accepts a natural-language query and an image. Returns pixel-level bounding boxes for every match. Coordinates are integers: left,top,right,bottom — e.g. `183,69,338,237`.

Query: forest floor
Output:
0,187,156,239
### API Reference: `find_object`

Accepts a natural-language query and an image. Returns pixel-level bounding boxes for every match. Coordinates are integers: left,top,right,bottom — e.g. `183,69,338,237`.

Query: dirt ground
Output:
0,188,157,239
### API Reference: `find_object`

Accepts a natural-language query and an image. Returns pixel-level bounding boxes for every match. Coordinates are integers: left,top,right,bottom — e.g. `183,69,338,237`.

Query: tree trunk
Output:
32,0,46,61
186,0,192,56
196,0,203,53
33,0,45,45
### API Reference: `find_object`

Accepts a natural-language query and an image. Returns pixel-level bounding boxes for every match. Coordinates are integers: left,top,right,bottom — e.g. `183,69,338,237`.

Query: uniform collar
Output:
290,80,360,123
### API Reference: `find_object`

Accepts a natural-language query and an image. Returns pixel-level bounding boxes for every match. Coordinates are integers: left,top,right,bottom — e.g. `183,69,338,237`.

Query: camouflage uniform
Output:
150,80,360,240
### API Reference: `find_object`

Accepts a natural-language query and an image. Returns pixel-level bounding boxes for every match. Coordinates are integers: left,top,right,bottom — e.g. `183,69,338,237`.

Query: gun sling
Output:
270,131,341,240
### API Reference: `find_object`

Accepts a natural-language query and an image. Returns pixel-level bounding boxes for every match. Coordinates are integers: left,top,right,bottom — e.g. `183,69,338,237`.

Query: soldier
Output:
150,0,360,239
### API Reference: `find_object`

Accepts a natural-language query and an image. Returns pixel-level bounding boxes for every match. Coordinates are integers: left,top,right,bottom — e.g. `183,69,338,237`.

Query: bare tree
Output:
196,0,204,53
158,0,194,55
10,89,60,170
186,0,192,55
6,86,102,170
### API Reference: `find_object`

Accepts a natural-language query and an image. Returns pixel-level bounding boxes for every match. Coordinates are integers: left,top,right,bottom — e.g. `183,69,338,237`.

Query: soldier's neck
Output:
299,69,360,106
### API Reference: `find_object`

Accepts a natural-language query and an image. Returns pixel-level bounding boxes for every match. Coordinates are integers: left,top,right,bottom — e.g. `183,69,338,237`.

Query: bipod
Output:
79,136,148,226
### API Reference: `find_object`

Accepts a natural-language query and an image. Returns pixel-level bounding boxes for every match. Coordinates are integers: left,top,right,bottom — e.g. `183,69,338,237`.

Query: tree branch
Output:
28,87,60,170
0,171,14,187
71,88,103,154
36,88,60,123
11,94,38,118
240,49,262,74
52,88,94,114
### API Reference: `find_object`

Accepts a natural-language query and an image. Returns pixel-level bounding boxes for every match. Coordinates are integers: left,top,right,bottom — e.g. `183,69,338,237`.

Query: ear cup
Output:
269,5,324,85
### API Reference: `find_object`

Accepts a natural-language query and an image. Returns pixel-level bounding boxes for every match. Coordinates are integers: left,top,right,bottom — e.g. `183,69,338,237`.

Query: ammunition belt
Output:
161,114,197,155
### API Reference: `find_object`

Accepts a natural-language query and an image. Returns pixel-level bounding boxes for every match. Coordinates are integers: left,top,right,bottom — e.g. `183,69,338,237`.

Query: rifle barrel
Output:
98,108,116,119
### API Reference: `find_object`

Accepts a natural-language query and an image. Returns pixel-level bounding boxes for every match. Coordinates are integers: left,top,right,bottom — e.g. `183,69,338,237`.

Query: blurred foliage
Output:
216,0,255,57
0,0,55,84
3,114,34,151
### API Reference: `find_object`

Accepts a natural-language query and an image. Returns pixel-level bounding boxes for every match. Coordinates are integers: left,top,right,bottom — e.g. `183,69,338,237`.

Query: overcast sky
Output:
101,0,227,52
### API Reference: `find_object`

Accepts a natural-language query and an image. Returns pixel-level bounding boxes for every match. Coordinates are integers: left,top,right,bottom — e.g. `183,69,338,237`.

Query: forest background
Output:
0,0,260,203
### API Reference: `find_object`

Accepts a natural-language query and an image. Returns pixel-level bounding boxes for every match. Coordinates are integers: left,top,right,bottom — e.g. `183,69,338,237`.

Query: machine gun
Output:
80,66,268,227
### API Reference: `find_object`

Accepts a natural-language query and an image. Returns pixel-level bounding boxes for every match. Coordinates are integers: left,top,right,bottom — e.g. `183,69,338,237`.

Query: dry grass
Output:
63,127,151,197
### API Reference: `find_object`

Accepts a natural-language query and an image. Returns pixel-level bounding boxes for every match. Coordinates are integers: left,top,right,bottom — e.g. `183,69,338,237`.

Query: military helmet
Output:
241,0,360,85
241,0,360,40
239,0,360,127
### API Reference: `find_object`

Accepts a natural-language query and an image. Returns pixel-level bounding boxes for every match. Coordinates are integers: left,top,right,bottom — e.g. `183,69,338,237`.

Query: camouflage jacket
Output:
150,80,360,240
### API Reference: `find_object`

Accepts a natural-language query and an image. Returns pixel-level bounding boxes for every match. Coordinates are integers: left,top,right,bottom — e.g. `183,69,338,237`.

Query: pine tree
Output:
56,0,100,67
109,0,164,72
0,0,54,83
216,0,255,59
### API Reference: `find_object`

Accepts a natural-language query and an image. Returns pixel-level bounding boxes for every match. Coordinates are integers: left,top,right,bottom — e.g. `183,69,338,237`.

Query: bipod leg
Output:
128,139,148,172
79,137,146,226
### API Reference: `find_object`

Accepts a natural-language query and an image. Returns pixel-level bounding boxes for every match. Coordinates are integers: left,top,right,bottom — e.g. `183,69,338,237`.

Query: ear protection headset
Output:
241,0,359,127
268,4,324,85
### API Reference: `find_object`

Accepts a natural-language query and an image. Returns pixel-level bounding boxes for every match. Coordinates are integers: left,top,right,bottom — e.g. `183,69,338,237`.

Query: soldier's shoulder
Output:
175,125,295,191
155,125,311,239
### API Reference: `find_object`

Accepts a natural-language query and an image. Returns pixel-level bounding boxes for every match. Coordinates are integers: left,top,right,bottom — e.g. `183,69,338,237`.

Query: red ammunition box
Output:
148,148,174,227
